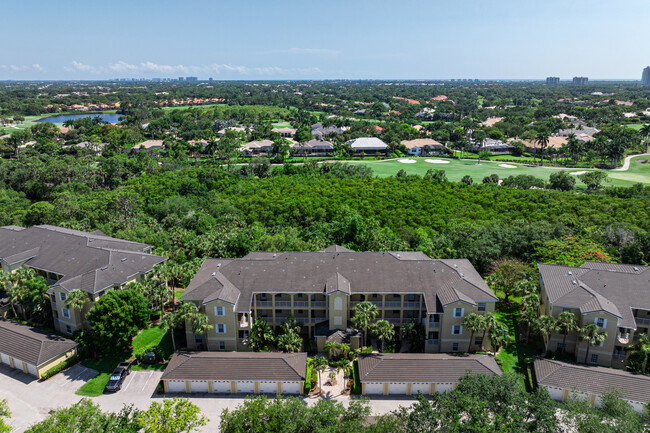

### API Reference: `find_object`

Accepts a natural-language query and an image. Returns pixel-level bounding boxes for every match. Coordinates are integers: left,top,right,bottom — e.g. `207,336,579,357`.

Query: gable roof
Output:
182,249,495,313
161,352,307,382
346,137,388,150
534,357,650,403
0,319,78,367
539,262,650,329
358,353,501,383
401,138,444,149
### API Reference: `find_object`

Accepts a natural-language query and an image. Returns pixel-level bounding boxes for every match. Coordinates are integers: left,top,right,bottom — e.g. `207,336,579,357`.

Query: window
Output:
219,342,225,350
392,310,400,315
297,294,303,298
452,343,459,351
215,324,227,333
54,311,59,319
590,354,598,364
477,303,486,312
428,332,438,340
393,294,400,298
65,325,72,334
563,308,571,313
595,318,606,328
59,292,67,301
474,337,483,346
454,308,464,318
310,295,316,301
556,343,566,352
260,294,267,301
62,308,71,319
372,294,378,298
275,309,282,314
408,294,415,301
452,325,463,335
214,306,225,316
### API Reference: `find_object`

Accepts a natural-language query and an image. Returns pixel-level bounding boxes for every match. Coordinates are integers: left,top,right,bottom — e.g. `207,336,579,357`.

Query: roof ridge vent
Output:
121,258,127,262
100,266,108,271
571,280,577,285
568,271,572,275
211,272,217,276
633,267,639,271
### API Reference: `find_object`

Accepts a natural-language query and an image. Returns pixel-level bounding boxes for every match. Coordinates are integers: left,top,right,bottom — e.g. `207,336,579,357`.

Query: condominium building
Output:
642,67,650,85
572,76,588,85
546,77,560,85
538,262,650,368
181,246,497,353
0,225,166,334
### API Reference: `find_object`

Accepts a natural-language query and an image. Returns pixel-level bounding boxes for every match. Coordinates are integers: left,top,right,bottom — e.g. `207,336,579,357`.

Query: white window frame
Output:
62,308,71,319
59,292,67,301
477,303,486,312
214,306,225,317
452,325,463,335
454,308,464,318
219,342,225,350
594,317,607,329
215,324,226,334
452,343,459,351
590,354,598,364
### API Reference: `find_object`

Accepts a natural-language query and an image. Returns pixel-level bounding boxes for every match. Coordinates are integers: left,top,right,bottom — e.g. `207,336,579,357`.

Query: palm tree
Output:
371,319,395,353
640,124,650,153
489,321,510,354
190,313,212,351
311,356,328,396
462,313,486,352
277,332,302,353
536,315,556,355
481,312,498,350
338,343,351,361
250,318,275,351
324,341,340,360
65,289,90,318
535,131,550,166
519,310,538,343
556,312,578,353
625,334,650,373
579,324,607,364
351,301,379,347
159,312,179,352
0,271,17,318
280,316,301,336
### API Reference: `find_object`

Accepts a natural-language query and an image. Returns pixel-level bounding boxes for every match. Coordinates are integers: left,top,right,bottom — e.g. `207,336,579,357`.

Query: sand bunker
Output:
424,159,450,164
397,158,417,164
570,171,587,175
499,164,517,168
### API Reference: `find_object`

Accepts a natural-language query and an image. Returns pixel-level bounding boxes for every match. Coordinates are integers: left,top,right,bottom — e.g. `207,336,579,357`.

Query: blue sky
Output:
2,0,649,80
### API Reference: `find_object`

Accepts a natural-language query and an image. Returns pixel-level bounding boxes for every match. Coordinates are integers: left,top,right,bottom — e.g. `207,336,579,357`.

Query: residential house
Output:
311,123,344,140
241,139,274,156
291,139,334,156
161,352,307,394
358,353,501,395
473,138,514,154
534,357,650,413
558,127,600,142
180,246,497,353
136,140,165,151
272,127,296,138
401,138,448,156
345,137,389,155
73,141,106,155
0,318,78,379
0,225,166,334
538,262,650,368
519,136,568,154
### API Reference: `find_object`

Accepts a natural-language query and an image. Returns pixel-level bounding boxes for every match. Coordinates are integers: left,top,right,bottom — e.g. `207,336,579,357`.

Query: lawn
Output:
272,121,292,128
495,302,537,391
343,156,650,187
76,326,173,397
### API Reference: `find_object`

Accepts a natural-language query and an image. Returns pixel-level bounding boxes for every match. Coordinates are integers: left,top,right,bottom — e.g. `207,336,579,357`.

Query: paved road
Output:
0,364,416,432
612,153,650,171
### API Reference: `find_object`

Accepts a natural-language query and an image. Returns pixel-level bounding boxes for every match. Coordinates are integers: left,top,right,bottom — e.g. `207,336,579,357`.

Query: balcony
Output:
385,318,401,325
612,353,626,362
311,301,326,308
616,333,630,345
295,317,325,324
428,321,440,329
238,338,249,346
403,302,420,308
273,316,288,323
634,317,650,327
293,301,308,308
351,300,383,307
275,301,291,307
238,321,250,328
427,339,439,345
256,301,272,308
384,301,402,308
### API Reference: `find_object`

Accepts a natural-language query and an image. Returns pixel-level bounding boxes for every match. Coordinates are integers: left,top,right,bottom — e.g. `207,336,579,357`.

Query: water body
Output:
36,113,122,124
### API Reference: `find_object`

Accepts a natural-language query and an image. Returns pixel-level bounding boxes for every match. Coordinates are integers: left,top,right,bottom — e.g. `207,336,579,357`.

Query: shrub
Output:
351,360,362,394
304,359,313,393
40,355,78,380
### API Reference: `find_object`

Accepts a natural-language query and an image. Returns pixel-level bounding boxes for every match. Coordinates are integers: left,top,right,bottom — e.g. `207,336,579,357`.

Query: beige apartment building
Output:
538,262,650,368
181,246,497,353
0,225,166,334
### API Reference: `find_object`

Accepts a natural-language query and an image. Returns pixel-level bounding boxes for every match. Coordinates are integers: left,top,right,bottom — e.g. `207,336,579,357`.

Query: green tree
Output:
556,311,578,353
139,398,207,433
487,258,532,303
66,289,90,314
351,301,379,347
159,312,180,352
489,321,510,354
249,318,275,351
533,235,612,266
625,333,650,373
323,341,340,360
535,130,550,166
548,170,576,191
0,399,10,433
462,313,486,352
371,319,395,352
580,323,608,364
311,356,328,396
535,315,556,355
578,170,609,192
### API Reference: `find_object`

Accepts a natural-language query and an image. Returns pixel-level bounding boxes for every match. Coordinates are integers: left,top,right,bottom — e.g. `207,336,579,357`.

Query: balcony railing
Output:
351,300,383,307
427,339,439,345
294,317,326,324
634,317,650,327
256,301,272,307
612,353,626,362
293,301,308,308
428,322,440,329
239,321,249,328
311,301,326,308
275,301,291,307
616,333,630,345
385,318,401,325
384,301,402,308
273,316,287,322
238,338,249,345
404,302,420,308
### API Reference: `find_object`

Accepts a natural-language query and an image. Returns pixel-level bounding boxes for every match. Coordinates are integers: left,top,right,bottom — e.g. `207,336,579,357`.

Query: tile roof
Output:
0,225,166,295
182,249,495,313
534,357,650,403
358,353,501,383
400,138,445,149
539,262,650,329
161,352,307,382
0,319,78,367
346,137,388,150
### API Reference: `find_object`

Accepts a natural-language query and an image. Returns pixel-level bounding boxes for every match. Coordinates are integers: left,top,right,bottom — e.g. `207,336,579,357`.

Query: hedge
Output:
40,355,78,380
351,360,361,394
304,358,313,393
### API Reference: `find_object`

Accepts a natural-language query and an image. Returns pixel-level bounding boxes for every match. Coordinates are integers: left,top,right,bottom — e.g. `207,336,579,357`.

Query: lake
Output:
36,113,122,124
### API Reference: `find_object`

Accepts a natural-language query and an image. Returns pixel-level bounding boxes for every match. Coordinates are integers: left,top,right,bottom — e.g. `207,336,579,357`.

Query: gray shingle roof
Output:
0,225,166,295
534,357,650,403
0,319,78,367
346,137,388,150
182,249,495,313
539,262,650,329
161,352,307,381
358,353,501,383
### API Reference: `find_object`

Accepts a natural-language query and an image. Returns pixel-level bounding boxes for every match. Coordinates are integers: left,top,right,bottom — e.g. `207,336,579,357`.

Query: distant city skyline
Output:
2,0,650,81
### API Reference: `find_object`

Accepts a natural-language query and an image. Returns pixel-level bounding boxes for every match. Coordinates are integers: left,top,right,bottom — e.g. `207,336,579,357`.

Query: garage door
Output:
411,383,429,395
546,387,564,402
236,381,255,394
166,380,186,393
282,382,301,394
27,363,38,377
212,381,230,393
190,381,209,393
364,383,384,395
0,354,9,365
388,383,407,395
437,384,454,393
258,381,277,394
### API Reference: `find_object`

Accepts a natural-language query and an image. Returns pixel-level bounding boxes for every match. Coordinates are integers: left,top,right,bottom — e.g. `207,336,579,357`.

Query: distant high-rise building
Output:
546,77,560,85
178,77,184,81
572,76,588,85
185,76,198,81
642,67,650,85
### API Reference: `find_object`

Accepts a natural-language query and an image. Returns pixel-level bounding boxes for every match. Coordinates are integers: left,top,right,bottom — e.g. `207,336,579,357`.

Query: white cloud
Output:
32,64,45,72
109,61,189,75
0,64,46,72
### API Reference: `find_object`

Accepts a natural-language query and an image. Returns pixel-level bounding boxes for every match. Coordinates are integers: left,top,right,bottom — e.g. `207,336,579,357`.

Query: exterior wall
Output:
328,292,349,329
187,300,239,351
36,347,78,379
362,381,456,395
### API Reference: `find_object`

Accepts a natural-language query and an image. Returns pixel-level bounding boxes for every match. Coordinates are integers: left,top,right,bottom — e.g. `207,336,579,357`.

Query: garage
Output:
388,383,407,394
258,381,277,394
364,383,384,395
212,381,230,393
281,382,301,394
436,383,454,393
0,354,9,365
166,380,187,393
27,363,38,376
190,380,209,393
545,387,564,402
411,383,429,395
236,381,255,394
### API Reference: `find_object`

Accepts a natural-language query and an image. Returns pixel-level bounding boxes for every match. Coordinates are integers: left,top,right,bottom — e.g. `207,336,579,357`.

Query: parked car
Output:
105,362,131,392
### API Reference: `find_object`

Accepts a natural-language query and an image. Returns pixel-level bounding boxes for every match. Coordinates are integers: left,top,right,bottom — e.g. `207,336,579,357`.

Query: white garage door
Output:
212,381,230,393
547,387,564,402
437,384,454,393
27,363,38,377
166,380,186,393
411,383,429,395
364,383,384,395
388,383,407,395
631,401,645,414
190,381,209,393
236,381,255,394
0,354,9,365
258,381,277,394
282,382,301,394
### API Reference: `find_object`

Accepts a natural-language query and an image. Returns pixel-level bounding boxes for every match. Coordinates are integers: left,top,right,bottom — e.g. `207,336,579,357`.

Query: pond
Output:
36,113,122,124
